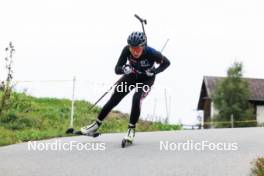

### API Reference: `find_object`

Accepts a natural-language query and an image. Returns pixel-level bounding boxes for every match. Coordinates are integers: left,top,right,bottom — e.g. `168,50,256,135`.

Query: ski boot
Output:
78,119,102,137
121,124,135,148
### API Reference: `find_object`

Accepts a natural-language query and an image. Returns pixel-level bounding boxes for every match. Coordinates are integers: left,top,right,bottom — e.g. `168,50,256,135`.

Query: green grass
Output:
251,157,264,176
0,92,181,146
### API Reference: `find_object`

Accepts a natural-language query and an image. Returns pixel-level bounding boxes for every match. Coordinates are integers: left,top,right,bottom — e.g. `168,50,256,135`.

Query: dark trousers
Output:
97,74,155,126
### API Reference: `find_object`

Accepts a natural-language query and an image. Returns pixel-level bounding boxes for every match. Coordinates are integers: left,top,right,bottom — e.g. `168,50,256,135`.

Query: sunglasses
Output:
129,46,144,53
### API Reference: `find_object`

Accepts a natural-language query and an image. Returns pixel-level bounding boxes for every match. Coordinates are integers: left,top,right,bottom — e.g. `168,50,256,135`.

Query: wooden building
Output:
197,76,264,128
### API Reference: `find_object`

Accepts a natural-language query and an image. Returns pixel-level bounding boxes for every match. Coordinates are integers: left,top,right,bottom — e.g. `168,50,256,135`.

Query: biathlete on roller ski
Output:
80,31,171,142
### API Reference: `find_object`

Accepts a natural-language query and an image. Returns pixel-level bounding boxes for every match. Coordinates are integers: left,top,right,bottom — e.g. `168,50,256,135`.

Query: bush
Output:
251,157,264,176
10,92,34,112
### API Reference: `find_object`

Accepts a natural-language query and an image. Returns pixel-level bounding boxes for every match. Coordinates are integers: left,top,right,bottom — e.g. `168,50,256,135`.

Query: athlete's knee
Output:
106,97,120,107
132,93,142,103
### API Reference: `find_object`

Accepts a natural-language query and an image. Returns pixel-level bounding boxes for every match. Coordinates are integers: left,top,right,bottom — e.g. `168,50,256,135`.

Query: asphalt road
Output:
0,127,263,176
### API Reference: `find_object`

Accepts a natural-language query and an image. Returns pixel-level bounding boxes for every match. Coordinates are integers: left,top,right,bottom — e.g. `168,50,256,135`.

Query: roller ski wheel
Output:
121,138,133,148
65,128,100,138
74,130,101,137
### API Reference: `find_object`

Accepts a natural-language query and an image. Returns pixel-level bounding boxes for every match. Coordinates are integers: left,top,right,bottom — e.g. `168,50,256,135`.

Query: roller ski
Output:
65,120,101,138
121,126,135,148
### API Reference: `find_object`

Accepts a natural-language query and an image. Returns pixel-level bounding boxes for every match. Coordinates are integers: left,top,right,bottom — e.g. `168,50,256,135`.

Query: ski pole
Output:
88,77,122,111
134,14,147,39
65,77,122,134
160,38,169,53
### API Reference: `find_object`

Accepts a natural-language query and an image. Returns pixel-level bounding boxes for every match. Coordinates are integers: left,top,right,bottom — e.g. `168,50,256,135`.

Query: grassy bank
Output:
0,92,181,146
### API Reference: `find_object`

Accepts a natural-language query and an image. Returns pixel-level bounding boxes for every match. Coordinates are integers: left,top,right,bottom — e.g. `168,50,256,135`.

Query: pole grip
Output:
134,14,147,24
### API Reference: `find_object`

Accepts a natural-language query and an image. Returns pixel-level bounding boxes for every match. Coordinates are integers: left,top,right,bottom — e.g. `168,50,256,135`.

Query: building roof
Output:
197,76,264,110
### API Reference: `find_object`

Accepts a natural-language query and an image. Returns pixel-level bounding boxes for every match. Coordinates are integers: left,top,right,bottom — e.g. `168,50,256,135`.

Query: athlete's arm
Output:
115,46,129,74
155,55,170,74
151,49,171,74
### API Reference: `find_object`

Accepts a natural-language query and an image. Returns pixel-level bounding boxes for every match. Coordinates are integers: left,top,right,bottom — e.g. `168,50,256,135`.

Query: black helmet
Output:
127,31,147,47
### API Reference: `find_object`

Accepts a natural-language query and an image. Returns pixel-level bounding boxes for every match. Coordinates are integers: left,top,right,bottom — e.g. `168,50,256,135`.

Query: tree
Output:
212,62,254,127
0,42,15,116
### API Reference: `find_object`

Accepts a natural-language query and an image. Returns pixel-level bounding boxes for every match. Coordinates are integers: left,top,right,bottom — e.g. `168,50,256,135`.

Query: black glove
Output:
145,68,156,77
122,65,133,75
